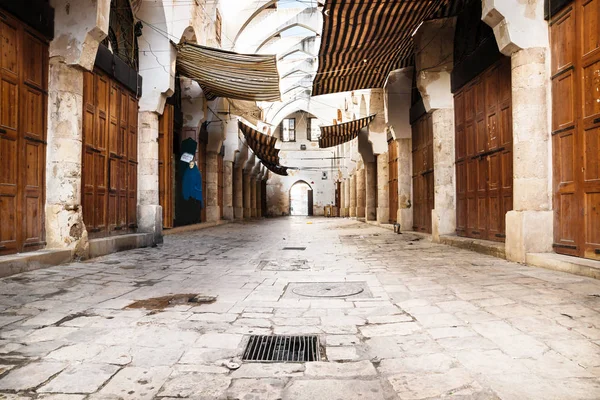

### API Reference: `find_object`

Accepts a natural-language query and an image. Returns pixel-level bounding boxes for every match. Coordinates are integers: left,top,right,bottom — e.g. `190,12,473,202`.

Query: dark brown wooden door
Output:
197,141,207,223
551,0,600,260
159,104,174,228
454,57,513,242
388,140,399,223
412,113,434,233
83,69,138,238
0,12,48,256
218,151,224,219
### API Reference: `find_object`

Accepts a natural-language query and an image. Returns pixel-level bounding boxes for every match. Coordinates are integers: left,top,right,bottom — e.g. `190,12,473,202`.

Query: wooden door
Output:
388,140,399,223
218,151,224,219
551,0,600,260
159,104,174,228
197,141,207,222
0,12,48,255
83,70,138,238
412,113,434,233
454,57,512,242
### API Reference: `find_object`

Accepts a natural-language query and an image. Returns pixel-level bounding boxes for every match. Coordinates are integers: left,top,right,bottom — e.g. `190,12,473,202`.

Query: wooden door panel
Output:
1,20,18,76
581,0,599,57
551,8,575,74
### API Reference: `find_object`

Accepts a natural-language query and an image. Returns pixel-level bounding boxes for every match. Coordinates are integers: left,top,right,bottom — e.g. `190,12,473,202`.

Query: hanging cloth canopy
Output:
319,114,376,148
312,0,465,96
263,162,289,176
238,121,289,176
177,42,282,102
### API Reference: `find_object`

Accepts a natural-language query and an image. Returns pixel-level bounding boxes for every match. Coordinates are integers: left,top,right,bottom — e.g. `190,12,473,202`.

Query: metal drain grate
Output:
243,335,320,362
282,247,306,250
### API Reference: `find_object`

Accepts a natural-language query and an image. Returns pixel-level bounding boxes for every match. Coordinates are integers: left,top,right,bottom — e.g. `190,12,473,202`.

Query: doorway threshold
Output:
526,253,600,280
0,249,73,278
439,235,506,259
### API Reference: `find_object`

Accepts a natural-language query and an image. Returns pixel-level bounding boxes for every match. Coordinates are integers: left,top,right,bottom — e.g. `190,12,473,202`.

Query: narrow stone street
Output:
0,218,599,399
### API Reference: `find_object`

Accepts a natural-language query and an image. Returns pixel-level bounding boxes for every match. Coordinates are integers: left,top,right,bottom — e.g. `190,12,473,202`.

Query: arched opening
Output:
290,181,313,216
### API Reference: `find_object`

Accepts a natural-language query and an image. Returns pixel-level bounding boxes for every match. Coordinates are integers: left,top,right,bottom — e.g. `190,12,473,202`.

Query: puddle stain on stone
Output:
125,294,217,310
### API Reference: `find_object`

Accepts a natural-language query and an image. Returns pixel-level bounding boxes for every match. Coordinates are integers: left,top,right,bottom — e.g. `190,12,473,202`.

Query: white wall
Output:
266,111,336,216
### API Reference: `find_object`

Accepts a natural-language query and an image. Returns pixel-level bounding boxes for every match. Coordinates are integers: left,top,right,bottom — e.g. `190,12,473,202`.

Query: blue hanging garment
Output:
182,164,204,208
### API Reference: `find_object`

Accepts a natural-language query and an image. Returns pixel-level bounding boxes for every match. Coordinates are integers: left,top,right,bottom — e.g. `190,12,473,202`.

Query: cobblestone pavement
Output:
1,217,600,399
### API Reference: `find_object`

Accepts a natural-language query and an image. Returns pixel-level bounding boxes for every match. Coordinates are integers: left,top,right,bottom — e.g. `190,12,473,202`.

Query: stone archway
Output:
290,181,313,216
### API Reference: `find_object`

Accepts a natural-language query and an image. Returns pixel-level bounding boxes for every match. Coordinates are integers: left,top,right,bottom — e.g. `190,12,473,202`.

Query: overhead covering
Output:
319,115,376,149
177,42,281,102
238,121,289,176
312,0,465,96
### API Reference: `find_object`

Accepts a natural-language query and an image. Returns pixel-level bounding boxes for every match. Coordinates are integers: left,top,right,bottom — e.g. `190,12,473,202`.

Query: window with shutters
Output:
281,118,296,142
308,118,320,141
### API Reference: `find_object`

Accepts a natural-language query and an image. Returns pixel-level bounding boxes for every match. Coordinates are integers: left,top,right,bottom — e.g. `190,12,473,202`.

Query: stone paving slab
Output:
0,217,599,399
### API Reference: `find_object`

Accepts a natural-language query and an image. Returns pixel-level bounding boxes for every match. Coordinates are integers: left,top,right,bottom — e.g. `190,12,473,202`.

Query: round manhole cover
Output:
292,283,365,298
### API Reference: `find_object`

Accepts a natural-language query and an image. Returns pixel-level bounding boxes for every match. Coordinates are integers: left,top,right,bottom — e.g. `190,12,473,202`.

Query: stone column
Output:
204,152,220,222
431,110,456,241
138,111,163,243
350,175,357,217
256,179,262,218
365,161,377,221
45,61,88,257
344,179,351,217
222,161,234,220
376,153,389,223
356,168,366,218
250,177,257,218
233,165,244,219
243,171,251,218
414,18,456,241
505,48,553,262
339,181,346,217
397,139,413,230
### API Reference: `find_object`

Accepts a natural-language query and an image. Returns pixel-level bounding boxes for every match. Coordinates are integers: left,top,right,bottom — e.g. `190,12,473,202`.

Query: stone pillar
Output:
222,161,234,220
243,171,251,219
344,179,351,217
233,165,244,219
376,153,389,223
45,61,88,257
397,139,413,230
365,162,377,221
250,177,257,218
349,175,357,217
138,112,163,243
204,152,220,222
256,179,262,218
356,168,366,219
431,110,456,241
505,48,553,262
339,181,346,217
414,18,457,241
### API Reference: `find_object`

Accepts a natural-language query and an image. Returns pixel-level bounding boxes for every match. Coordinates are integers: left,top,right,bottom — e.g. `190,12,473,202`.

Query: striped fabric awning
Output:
319,115,376,148
312,0,464,96
263,163,289,176
238,121,289,176
177,42,281,102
